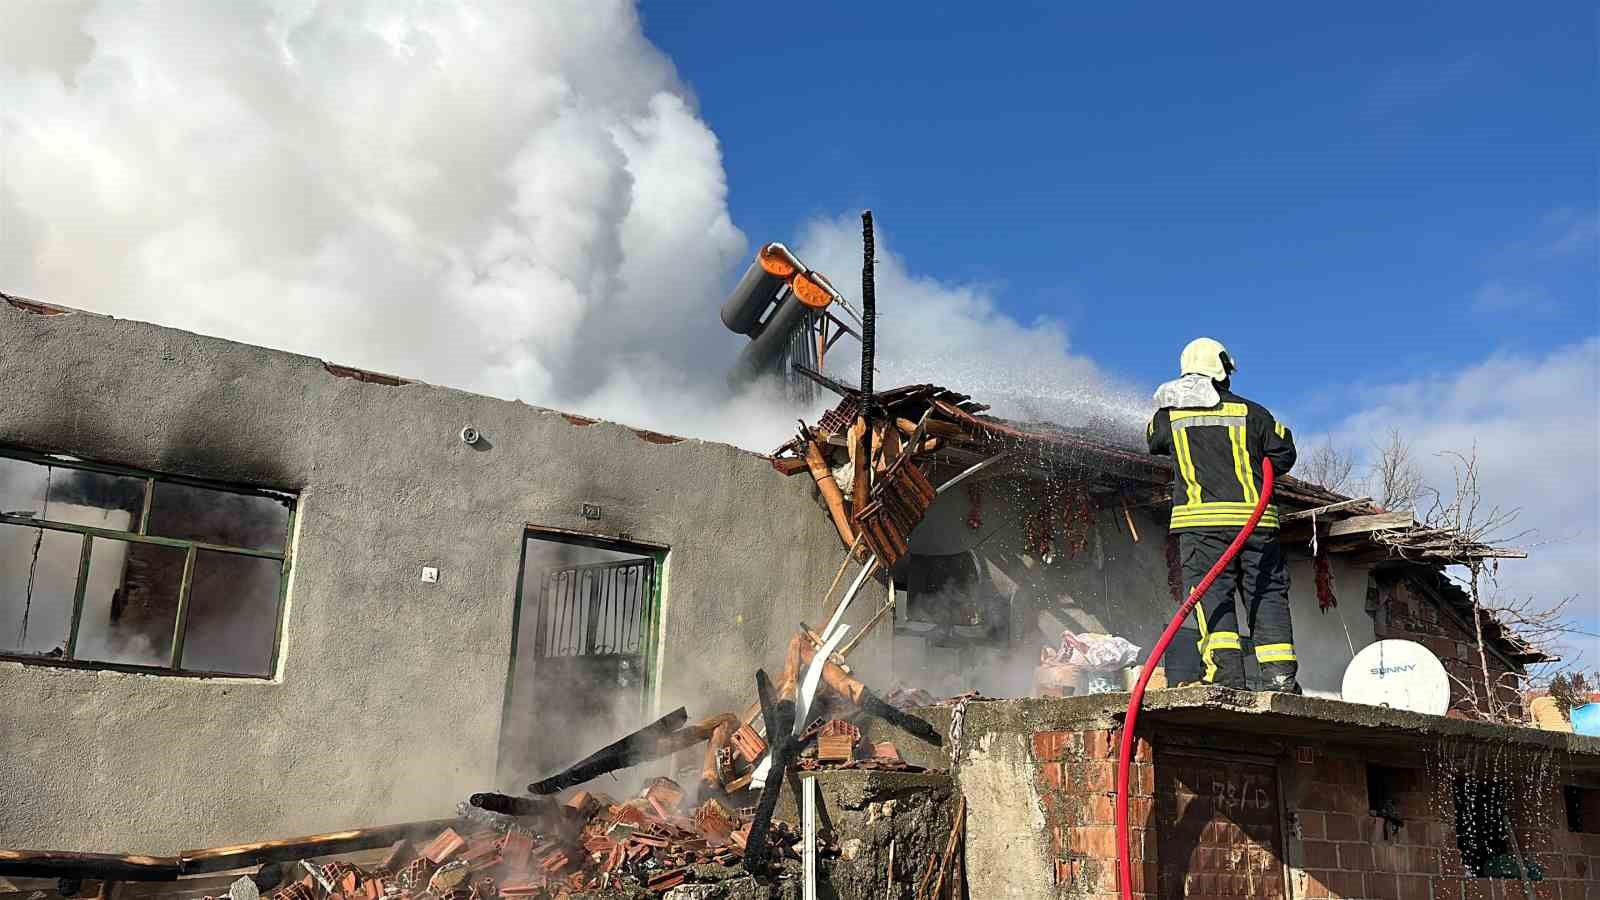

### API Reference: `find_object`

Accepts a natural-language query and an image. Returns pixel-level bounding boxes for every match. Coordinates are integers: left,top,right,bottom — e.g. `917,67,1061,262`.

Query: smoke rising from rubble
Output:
1,1,1141,453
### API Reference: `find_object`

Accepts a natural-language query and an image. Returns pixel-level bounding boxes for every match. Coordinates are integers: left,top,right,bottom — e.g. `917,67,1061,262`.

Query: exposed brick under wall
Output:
1289,746,1600,899
1029,725,1600,900
1034,727,1157,898
1373,575,1525,721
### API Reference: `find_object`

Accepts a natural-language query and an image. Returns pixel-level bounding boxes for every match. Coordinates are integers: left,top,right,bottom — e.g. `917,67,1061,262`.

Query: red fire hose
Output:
1114,458,1275,899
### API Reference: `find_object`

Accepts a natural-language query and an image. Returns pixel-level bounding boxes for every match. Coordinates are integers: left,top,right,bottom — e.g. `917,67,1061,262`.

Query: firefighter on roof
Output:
1148,337,1300,693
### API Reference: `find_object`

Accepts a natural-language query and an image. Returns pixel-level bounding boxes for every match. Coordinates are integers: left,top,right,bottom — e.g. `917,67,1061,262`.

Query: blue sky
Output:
643,2,1597,430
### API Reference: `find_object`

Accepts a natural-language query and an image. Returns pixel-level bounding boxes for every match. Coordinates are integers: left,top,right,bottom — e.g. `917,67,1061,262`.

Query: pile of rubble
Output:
246,778,791,899
245,712,920,900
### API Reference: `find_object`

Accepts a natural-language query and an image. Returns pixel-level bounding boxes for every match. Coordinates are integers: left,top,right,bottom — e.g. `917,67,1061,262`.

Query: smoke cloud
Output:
1,0,1137,453
796,217,1147,442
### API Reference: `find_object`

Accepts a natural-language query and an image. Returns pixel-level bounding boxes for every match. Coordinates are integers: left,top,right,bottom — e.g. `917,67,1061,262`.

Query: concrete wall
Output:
0,302,875,852
885,476,1378,698
1286,556,1377,699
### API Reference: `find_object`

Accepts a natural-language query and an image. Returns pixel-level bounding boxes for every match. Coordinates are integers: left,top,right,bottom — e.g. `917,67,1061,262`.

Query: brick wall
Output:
1028,724,1599,900
1032,727,1157,898
1373,574,1525,721
1513,782,1600,897
1289,746,1599,899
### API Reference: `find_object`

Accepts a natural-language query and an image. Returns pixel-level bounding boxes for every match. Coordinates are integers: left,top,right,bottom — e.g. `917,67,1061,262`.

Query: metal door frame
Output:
496,526,668,779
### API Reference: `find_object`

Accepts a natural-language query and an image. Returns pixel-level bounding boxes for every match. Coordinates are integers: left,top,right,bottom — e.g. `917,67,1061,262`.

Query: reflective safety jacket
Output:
1146,389,1296,531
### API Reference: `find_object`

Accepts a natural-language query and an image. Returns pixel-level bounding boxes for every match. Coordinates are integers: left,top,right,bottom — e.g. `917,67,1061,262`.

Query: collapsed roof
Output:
772,381,1550,665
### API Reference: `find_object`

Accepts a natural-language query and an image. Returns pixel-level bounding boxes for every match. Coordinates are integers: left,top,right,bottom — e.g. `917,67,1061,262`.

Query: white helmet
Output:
1180,337,1235,381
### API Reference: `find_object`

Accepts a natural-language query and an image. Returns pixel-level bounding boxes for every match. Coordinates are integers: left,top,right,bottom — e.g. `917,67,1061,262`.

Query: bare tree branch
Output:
1365,428,1426,511
1299,440,1358,494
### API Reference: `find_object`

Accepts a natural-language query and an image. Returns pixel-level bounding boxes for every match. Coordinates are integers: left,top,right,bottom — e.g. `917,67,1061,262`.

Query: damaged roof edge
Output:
3,294,736,457
2,291,79,317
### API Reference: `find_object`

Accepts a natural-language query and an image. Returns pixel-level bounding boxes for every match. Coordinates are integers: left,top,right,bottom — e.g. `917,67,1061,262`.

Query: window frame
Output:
0,446,295,679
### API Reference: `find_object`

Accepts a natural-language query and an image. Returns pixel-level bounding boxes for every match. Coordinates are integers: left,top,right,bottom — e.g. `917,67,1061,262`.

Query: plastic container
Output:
1571,703,1600,737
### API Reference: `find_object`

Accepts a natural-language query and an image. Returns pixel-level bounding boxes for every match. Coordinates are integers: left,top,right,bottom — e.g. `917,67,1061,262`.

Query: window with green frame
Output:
0,448,295,677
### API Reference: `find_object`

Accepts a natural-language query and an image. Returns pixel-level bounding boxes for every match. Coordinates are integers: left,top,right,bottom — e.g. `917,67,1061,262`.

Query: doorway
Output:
497,529,665,788
1154,750,1288,900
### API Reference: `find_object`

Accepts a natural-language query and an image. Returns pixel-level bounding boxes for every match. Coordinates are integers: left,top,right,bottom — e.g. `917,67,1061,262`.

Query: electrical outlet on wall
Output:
421,566,439,583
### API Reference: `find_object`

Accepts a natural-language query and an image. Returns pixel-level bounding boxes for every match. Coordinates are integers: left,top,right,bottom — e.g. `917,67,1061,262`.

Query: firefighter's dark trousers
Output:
1178,529,1297,691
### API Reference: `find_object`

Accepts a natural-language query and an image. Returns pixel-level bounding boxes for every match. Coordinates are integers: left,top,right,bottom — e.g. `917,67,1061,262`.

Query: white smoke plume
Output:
0,0,1135,452
796,216,1146,443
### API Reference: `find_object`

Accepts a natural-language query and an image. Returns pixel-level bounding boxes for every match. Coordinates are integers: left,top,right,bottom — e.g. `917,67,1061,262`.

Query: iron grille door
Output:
531,558,654,659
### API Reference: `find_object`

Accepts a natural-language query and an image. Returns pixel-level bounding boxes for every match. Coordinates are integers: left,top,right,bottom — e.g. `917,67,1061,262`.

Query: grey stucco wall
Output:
0,303,870,852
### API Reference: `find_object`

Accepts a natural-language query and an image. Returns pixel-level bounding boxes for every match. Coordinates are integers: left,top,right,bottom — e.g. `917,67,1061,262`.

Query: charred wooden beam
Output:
791,362,858,400
0,818,460,881
181,819,458,874
0,850,181,882
743,670,798,875
787,634,942,747
859,210,876,398
528,706,688,794
468,792,558,818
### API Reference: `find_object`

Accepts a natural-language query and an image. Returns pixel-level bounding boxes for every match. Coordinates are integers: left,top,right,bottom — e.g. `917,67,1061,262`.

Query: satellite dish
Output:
1341,639,1450,716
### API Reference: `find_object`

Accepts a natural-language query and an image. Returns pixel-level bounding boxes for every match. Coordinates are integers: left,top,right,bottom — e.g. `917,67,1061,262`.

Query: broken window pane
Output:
148,482,290,552
74,538,184,668
179,551,282,676
44,468,145,531
0,456,49,518
0,524,81,657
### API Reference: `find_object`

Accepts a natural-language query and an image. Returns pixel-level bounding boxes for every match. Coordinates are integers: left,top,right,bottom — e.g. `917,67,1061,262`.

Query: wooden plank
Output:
1420,548,1527,560
180,819,459,874
0,851,180,882
1278,497,1374,523
849,418,870,508
1326,511,1415,538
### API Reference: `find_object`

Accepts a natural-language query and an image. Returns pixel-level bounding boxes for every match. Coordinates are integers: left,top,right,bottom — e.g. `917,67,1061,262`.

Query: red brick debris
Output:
229,786,802,900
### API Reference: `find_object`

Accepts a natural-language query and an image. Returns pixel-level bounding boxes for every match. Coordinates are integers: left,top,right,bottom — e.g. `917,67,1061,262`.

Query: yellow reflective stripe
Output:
1274,421,1287,439
1255,642,1296,663
1170,519,1280,531
1228,424,1257,504
1199,629,1241,684
1147,418,1155,438
1195,603,1209,636
1173,429,1203,506
1170,504,1280,528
